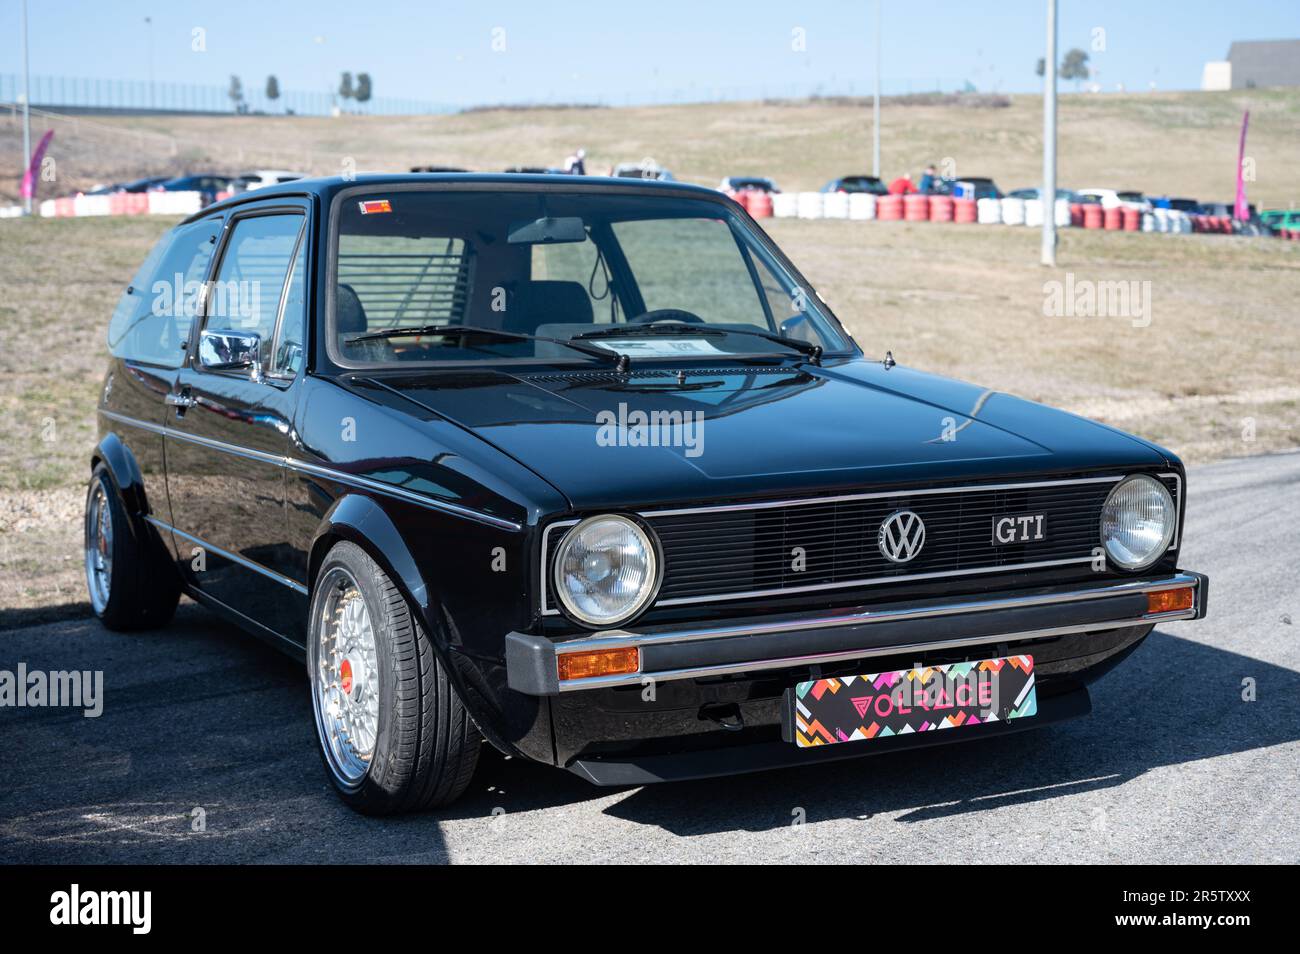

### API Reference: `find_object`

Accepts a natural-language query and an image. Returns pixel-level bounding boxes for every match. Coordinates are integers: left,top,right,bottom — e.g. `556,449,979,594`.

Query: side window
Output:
107,218,220,367
272,235,308,377
206,214,303,364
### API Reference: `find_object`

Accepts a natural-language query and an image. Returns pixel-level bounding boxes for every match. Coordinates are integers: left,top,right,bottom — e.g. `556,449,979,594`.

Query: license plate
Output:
790,655,1037,748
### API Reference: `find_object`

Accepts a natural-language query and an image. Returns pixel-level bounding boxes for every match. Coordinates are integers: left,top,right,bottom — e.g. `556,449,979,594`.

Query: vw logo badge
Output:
878,510,926,563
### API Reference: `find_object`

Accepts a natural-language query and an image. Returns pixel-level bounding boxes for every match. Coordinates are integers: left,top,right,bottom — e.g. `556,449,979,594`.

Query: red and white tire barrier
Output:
848,193,876,220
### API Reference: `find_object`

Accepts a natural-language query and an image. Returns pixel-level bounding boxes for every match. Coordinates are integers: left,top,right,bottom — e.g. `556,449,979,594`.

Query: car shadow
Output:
593,629,1299,835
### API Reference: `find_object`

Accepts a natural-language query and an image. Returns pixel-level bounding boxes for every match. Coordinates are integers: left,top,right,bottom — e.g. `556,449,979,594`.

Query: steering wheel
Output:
630,308,706,325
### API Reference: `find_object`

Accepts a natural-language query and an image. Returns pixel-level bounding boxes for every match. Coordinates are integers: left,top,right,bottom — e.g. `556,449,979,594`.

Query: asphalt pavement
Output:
2,452,1297,863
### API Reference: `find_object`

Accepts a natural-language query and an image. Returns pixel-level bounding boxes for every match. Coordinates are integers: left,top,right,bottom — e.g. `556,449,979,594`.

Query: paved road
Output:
3,453,1298,864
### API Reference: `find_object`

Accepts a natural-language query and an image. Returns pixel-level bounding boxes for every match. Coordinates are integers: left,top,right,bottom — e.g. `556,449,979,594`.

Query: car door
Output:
164,202,310,640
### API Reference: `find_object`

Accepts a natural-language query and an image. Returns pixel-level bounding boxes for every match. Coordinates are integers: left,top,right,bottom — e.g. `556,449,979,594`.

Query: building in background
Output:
1204,39,1300,90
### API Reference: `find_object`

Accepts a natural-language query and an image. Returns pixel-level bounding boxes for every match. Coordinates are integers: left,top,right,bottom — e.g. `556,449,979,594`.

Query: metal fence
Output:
0,73,454,116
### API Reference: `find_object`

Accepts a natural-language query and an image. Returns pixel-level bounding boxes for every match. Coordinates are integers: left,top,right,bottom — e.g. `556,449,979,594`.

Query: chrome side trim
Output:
550,573,1202,690
99,408,522,532
144,515,309,595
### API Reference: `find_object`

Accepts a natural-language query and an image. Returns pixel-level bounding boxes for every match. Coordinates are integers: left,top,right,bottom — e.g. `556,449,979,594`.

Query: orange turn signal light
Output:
1147,587,1194,615
557,646,640,682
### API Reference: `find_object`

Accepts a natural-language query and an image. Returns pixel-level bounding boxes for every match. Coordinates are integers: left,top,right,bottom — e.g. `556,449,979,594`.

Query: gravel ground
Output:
1,452,1297,864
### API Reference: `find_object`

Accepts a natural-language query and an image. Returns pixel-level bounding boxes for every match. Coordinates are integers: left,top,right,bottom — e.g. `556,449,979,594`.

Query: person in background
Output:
918,165,937,194
564,148,587,175
888,172,916,195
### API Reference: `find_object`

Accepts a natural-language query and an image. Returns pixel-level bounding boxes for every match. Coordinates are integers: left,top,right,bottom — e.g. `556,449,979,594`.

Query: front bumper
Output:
506,571,1208,696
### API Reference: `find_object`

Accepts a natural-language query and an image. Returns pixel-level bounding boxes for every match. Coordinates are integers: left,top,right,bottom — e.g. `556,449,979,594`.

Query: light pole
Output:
1041,0,1058,267
145,16,155,109
20,0,32,215
872,0,881,179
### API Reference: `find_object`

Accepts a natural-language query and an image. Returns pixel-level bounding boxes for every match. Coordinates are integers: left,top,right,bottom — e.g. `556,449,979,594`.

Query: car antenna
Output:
882,350,896,369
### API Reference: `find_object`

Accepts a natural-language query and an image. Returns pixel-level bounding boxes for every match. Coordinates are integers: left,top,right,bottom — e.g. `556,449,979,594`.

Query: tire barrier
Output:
37,190,204,218
1142,212,1156,232
929,195,954,222
747,192,773,218
848,193,876,220
772,192,798,218
1122,207,1141,231
1069,203,1084,227
1024,198,1043,228
1054,199,1072,227
823,191,850,219
1000,197,1026,225
903,194,930,221
877,195,904,221
796,192,824,220
1083,204,1104,229
1103,206,1123,230
953,198,977,223
976,197,1001,224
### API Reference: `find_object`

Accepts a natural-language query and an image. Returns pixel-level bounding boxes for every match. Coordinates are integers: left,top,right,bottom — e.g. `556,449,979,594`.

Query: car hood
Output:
362,359,1169,511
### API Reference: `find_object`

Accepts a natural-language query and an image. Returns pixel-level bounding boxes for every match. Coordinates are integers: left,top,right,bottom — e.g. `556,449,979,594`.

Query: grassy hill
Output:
3,87,1298,208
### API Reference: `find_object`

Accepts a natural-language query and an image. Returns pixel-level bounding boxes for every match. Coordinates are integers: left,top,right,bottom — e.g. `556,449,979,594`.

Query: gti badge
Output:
878,510,926,563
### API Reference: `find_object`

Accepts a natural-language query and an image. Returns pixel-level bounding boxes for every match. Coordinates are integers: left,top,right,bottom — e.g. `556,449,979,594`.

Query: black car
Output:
87,174,1207,813
820,175,888,195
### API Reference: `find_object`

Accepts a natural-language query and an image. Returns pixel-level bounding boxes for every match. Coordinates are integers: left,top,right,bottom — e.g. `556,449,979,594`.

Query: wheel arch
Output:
308,492,525,759
90,431,151,547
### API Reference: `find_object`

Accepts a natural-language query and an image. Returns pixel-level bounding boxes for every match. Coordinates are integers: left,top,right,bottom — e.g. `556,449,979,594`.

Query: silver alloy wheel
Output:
313,567,381,786
84,480,113,614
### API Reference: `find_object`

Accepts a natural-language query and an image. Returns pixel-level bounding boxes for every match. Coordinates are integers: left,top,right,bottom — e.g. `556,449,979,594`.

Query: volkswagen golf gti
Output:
86,174,1207,813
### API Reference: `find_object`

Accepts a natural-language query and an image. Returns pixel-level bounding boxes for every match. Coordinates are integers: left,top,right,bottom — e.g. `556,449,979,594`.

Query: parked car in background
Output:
411,166,470,174
86,176,171,196
1076,189,1153,213
236,169,309,191
719,176,780,196
86,172,1207,814
152,175,235,204
611,162,674,181
504,166,566,175
934,177,1003,200
1006,187,1081,203
820,175,887,195
1260,208,1300,232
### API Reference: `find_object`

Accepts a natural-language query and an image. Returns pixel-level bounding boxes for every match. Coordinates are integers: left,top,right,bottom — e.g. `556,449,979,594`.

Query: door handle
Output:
165,389,195,410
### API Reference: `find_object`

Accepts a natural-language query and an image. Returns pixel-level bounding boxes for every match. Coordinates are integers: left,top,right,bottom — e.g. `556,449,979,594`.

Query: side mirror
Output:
199,328,263,382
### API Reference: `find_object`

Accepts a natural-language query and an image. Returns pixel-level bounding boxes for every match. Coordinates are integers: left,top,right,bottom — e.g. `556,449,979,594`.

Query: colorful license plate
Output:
790,655,1037,748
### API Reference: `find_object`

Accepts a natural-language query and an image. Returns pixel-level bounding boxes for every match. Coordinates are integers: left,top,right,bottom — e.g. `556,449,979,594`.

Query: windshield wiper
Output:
345,324,631,371
576,322,823,366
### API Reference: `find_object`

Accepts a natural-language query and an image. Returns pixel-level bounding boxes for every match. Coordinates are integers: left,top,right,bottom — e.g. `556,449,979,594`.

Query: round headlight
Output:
1101,475,1176,570
553,515,661,627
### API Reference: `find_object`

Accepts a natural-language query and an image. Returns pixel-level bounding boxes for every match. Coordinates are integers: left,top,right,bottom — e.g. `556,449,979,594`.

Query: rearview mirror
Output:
199,328,262,381
507,216,587,245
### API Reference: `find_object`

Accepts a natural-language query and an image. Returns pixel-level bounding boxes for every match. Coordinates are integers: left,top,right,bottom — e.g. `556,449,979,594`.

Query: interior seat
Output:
503,280,593,336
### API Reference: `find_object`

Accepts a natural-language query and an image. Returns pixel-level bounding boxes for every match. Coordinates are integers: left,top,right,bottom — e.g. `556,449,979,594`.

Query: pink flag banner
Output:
1234,110,1250,222
20,129,55,202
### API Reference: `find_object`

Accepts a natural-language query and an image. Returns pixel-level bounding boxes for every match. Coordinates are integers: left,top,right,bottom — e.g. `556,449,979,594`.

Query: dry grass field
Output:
1,89,1298,616
3,87,1299,208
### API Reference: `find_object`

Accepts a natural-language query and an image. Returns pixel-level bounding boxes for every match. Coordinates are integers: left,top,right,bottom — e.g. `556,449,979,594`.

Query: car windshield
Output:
330,189,851,367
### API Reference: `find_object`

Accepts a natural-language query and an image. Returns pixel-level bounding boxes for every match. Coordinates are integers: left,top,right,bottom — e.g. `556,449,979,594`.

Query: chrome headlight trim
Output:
1100,474,1177,571
551,514,663,627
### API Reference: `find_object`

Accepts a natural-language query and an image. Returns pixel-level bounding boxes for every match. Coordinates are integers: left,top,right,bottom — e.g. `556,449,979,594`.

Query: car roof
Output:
185,172,726,224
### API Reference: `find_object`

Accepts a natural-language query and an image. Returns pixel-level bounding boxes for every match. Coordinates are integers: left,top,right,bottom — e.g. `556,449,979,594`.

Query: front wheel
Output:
308,541,480,814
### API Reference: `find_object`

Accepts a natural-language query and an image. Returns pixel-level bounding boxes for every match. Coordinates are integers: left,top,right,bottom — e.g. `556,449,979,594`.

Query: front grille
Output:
541,474,1180,613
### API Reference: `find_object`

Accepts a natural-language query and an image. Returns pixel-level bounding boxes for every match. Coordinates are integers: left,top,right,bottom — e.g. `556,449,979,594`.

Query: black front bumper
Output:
506,572,1208,696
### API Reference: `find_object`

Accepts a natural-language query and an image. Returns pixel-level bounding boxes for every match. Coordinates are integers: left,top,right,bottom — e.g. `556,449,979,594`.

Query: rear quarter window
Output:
108,218,220,367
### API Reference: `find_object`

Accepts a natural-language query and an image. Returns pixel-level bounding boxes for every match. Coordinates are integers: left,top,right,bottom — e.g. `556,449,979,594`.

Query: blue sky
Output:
3,0,1298,107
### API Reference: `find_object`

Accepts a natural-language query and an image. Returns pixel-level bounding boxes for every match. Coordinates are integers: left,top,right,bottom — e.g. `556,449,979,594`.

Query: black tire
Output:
84,464,180,631
308,541,480,814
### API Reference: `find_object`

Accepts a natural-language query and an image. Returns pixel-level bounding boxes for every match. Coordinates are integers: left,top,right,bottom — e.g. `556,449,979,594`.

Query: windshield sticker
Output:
588,338,725,356
358,199,392,215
